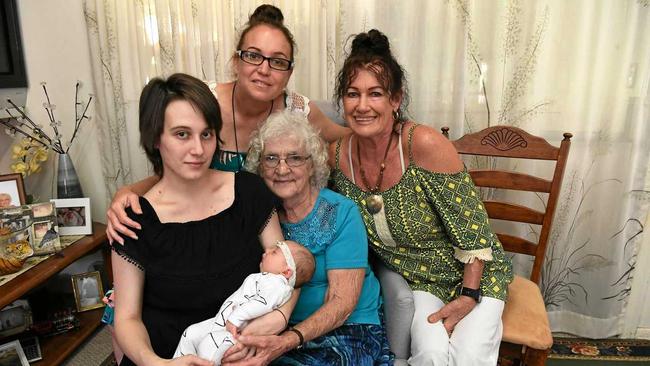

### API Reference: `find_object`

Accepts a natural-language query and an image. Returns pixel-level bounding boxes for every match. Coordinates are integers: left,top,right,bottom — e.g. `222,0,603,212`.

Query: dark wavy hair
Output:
139,73,222,176
334,29,410,121
236,4,296,60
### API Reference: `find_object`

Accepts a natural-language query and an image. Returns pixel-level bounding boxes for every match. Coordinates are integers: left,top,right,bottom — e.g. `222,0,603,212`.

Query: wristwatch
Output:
460,286,482,303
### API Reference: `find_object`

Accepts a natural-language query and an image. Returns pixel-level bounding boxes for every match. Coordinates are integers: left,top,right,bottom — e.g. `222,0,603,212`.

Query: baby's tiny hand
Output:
225,321,239,336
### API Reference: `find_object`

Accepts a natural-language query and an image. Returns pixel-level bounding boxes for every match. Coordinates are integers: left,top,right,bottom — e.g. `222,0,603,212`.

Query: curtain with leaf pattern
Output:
83,0,649,338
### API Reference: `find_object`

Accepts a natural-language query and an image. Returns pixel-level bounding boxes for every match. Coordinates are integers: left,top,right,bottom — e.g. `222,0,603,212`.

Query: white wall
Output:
0,0,107,223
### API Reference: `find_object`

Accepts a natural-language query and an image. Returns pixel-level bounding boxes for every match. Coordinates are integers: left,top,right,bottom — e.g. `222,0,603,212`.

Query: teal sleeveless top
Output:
211,150,246,172
205,82,311,172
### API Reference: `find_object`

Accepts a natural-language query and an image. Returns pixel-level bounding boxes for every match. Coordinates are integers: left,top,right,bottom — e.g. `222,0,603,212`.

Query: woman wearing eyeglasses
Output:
102,6,348,363
209,4,347,173
105,4,348,242
239,110,392,365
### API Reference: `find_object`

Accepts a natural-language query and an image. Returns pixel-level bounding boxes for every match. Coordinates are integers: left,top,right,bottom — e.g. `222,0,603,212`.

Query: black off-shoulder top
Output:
113,172,279,364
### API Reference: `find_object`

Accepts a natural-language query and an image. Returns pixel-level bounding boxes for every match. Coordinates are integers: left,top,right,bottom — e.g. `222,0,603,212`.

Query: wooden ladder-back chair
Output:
441,126,572,366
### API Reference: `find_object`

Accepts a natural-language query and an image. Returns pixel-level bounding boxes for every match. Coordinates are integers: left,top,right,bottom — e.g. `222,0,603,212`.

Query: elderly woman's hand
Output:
427,295,477,335
219,343,257,364
222,333,295,366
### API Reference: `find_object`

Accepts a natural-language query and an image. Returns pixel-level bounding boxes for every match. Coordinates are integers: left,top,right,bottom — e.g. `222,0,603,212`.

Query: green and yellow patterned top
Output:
332,125,513,302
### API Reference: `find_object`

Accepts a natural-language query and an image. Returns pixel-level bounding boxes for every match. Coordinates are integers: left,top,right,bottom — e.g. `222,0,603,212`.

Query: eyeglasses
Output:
262,154,311,168
237,50,294,71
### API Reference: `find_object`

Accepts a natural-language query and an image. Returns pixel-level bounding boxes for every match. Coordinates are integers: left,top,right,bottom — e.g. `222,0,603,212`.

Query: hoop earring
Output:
392,109,400,122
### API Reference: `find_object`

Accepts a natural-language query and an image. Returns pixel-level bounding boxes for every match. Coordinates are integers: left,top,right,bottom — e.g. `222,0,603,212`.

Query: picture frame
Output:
0,202,63,256
29,202,62,254
50,198,92,236
0,340,29,366
0,207,34,274
0,300,32,339
71,271,104,312
0,173,26,208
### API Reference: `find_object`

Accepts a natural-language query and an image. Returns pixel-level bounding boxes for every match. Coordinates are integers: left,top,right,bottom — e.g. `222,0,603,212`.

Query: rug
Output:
550,337,650,361
100,354,117,366
61,325,113,366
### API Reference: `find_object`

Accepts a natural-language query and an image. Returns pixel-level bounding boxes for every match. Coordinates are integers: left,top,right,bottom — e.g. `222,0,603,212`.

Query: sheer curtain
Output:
83,0,649,338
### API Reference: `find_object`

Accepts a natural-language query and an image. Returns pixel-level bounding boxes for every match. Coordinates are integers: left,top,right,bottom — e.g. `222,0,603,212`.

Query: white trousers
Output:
408,291,504,366
174,318,235,364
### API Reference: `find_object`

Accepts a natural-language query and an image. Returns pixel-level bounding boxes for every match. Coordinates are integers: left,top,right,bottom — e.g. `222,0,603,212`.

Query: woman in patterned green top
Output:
329,29,513,366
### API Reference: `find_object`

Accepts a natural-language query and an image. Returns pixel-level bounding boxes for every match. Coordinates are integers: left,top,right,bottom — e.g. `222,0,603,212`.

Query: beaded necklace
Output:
357,131,395,194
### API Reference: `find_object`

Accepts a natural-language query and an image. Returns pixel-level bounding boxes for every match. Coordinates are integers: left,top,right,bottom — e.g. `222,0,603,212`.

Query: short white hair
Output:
245,110,330,190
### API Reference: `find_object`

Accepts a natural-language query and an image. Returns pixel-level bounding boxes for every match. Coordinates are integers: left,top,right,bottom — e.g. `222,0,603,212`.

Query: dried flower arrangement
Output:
1,82,93,156
1,82,93,179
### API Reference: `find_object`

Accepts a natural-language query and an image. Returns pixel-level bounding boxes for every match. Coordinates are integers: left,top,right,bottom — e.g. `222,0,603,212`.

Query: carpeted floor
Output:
61,325,114,366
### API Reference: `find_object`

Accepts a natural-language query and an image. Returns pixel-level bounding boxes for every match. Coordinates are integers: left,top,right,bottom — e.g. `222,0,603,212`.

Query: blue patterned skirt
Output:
271,323,394,366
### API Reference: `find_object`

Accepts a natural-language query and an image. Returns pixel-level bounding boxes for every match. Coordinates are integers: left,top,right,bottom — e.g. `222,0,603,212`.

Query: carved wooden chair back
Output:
442,126,572,284
442,125,572,366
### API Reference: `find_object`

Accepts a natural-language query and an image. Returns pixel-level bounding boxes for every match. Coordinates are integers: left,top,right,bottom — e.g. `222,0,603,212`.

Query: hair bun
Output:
350,29,391,57
250,4,284,24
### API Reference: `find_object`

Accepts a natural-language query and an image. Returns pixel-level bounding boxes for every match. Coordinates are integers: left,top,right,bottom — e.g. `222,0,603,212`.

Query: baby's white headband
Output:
276,241,296,287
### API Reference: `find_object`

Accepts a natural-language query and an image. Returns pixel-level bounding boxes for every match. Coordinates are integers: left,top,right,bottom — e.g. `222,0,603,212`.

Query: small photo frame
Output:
0,340,29,366
0,173,26,209
0,206,33,235
0,300,32,339
50,198,92,236
29,203,61,256
71,271,104,312
30,202,54,219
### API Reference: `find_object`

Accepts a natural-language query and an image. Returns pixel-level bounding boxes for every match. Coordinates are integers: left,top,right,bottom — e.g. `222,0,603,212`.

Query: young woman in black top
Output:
111,73,291,366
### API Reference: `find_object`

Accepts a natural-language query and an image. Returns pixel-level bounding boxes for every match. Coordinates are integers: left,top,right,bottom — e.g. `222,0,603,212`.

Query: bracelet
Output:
274,308,288,327
287,327,304,348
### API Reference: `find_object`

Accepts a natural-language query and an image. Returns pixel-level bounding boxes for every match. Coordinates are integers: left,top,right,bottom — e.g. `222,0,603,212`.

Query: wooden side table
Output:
0,222,109,366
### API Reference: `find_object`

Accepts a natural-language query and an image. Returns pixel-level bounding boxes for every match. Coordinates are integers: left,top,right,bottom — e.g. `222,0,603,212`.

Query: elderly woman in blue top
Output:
237,110,392,365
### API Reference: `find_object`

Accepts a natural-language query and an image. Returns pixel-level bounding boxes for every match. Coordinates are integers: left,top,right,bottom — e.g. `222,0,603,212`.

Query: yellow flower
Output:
10,139,49,177
11,144,27,159
33,147,49,162
28,156,42,174
11,161,29,176
19,137,32,148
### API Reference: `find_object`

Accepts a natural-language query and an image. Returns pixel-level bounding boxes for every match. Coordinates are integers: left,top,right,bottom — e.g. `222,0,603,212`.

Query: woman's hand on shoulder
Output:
410,123,463,173
106,186,142,245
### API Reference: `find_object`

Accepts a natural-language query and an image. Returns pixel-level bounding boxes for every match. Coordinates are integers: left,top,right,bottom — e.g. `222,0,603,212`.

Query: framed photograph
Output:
71,271,104,312
0,300,32,339
50,198,92,236
30,202,53,219
0,174,26,209
31,219,60,253
0,206,32,235
0,340,29,366
0,211,33,275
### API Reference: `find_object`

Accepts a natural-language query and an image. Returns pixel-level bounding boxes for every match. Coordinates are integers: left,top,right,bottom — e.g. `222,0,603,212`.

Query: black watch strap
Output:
460,286,481,303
